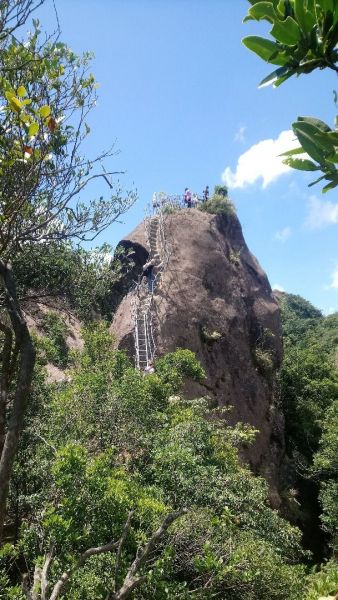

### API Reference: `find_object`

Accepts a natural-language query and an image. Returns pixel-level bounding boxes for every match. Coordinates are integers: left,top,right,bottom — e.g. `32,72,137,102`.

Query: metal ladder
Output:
132,199,172,371
133,217,159,370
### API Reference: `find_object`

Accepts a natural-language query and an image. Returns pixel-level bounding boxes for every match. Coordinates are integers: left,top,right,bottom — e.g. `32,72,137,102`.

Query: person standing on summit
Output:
184,187,192,208
203,185,209,202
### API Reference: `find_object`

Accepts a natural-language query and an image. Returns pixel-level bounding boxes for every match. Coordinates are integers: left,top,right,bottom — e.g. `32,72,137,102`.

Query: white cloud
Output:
305,195,338,229
234,125,246,143
329,266,338,289
222,130,299,189
274,226,291,242
272,283,285,292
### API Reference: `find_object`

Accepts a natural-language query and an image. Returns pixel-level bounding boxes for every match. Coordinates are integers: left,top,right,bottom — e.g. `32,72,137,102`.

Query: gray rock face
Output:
111,208,284,497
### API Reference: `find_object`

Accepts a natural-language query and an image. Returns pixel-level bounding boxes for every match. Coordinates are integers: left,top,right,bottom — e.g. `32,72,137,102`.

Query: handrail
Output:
132,191,193,370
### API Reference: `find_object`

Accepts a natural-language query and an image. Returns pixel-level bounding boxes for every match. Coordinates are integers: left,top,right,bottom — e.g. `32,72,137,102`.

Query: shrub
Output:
39,311,69,368
200,326,222,343
199,186,235,217
253,347,274,376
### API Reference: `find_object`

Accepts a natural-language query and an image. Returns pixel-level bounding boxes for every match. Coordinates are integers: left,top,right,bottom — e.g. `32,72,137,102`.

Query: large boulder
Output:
111,208,284,495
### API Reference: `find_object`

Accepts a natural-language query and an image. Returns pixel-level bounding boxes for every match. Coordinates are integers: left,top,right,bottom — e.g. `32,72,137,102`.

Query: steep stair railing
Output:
132,192,181,370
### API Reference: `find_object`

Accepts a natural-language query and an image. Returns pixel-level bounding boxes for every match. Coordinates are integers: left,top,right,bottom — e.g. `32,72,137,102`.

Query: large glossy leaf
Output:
294,0,316,32
273,70,294,86
323,179,338,192
325,153,338,164
294,122,335,156
283,157,319,170
248,1,276,22
242,36,287,64
271,16,302,45
297,116,332,132
292,122,327,163
258,65,291,87
326,131,338,144
279,146,304,157
321,0,334,13
325,20,338,50
334,1,338,24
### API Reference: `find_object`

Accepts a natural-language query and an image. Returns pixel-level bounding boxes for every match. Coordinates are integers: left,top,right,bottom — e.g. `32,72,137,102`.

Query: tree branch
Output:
48,538,120,600
111,509,186,600
0,260,36,542
113,510,134,593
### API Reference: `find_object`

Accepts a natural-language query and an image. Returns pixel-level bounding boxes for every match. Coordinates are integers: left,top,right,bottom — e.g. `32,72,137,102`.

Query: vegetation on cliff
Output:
278,292,338,595
1,326,306,599
0,2,337,598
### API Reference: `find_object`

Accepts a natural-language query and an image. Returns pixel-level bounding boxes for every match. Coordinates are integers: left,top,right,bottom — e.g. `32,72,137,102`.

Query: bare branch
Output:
111,509,186,600
49,538,120,600
41,546,54,600
113,510,134,593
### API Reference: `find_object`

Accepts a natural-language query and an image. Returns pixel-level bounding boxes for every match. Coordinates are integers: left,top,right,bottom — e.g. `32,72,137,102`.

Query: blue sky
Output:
40,0,338,314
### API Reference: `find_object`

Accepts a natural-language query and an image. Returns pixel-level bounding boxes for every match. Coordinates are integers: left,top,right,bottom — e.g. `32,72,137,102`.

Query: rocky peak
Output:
111,207,284,497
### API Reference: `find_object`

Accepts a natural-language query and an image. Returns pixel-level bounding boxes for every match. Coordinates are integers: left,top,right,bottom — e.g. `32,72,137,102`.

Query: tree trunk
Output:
0,260,36,543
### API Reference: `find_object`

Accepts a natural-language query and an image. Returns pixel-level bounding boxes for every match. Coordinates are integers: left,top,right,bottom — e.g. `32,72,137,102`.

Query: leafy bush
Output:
3,328,307,599
200,326,222,343
199,186,235,217
12,241,132,322
39,311,70,368
304,560,338,600
253,347,274,376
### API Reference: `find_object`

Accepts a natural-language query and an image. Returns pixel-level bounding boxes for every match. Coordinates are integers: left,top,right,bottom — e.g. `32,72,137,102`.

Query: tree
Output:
0,0,136,541
243,0,338,192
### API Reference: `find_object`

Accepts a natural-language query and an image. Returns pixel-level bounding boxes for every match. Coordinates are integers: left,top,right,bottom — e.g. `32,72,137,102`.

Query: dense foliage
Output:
278,292,338,591
0,326,307,599
0,0,136,539
243,0,338,192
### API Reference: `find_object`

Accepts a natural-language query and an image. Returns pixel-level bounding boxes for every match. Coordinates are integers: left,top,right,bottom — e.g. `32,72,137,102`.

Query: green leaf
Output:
326,131,338,144
334,1,338,24
258,65,290,87
297,116,332,132
28,122,39,137
279,146,304,157
294,0,316,32
248,1,276,22
8,96,22,112
242,36,287,65
283,157,319,171
4,90,14,101
324,153,338,164
17,85,27,98
271,16,302,45
39,105,51,118
292,122,327,163
323,180,338,193
273,70,294,86
308,174,327,187
321,0,334,13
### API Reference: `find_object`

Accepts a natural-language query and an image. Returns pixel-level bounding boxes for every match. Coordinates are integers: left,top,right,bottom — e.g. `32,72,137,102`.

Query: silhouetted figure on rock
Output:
142,259,155,293
203,185,209,202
